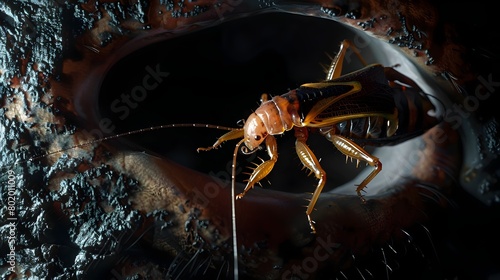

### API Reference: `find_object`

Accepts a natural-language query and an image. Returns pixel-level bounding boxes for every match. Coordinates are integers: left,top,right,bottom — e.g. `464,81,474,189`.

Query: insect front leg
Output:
236,135,278,199
294,127,326,234
197,129,244,152
328,134,382,203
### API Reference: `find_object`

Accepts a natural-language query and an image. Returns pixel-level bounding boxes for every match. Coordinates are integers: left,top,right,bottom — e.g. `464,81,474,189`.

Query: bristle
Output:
320,63,329,74
325,51,334,61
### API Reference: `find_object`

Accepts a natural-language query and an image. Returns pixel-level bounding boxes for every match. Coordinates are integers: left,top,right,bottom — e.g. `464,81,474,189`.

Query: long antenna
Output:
231,139,245,280
7,122,243,278
6,123,237,169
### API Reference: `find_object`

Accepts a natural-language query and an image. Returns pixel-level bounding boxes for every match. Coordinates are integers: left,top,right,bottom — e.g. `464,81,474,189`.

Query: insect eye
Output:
254,135,261,141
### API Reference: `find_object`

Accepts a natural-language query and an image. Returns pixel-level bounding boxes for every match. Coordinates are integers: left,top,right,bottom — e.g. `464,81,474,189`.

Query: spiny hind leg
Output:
326,39,368,80
329,134,382,203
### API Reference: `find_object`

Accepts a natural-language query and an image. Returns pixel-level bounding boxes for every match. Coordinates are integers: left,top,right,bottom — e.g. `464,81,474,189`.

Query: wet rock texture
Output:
1,0,499,279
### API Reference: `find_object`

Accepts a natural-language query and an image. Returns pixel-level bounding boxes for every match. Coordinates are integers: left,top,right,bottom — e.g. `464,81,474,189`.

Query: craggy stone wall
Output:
1,1,499,279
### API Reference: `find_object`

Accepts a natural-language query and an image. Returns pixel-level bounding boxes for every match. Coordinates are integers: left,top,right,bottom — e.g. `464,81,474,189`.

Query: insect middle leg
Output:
328,134,382,203
294,127,326,234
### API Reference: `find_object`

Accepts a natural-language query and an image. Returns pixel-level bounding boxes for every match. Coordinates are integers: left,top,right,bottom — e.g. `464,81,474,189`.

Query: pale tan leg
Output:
294,127,326,233
329,134,382,203
326,39,368,80
197,129,244,152
300,39,368,126
235,135,278,199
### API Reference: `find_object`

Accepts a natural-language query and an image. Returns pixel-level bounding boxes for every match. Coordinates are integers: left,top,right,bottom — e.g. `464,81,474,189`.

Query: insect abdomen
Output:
393,87,439,135
350,86,439,146
336,116,387,139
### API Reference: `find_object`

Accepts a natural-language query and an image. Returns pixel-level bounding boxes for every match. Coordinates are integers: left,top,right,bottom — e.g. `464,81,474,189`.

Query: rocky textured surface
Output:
1,1,499,279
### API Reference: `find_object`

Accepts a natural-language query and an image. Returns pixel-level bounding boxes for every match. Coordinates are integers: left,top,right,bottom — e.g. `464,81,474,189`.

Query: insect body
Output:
6,40,439,236
197,39,440,233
